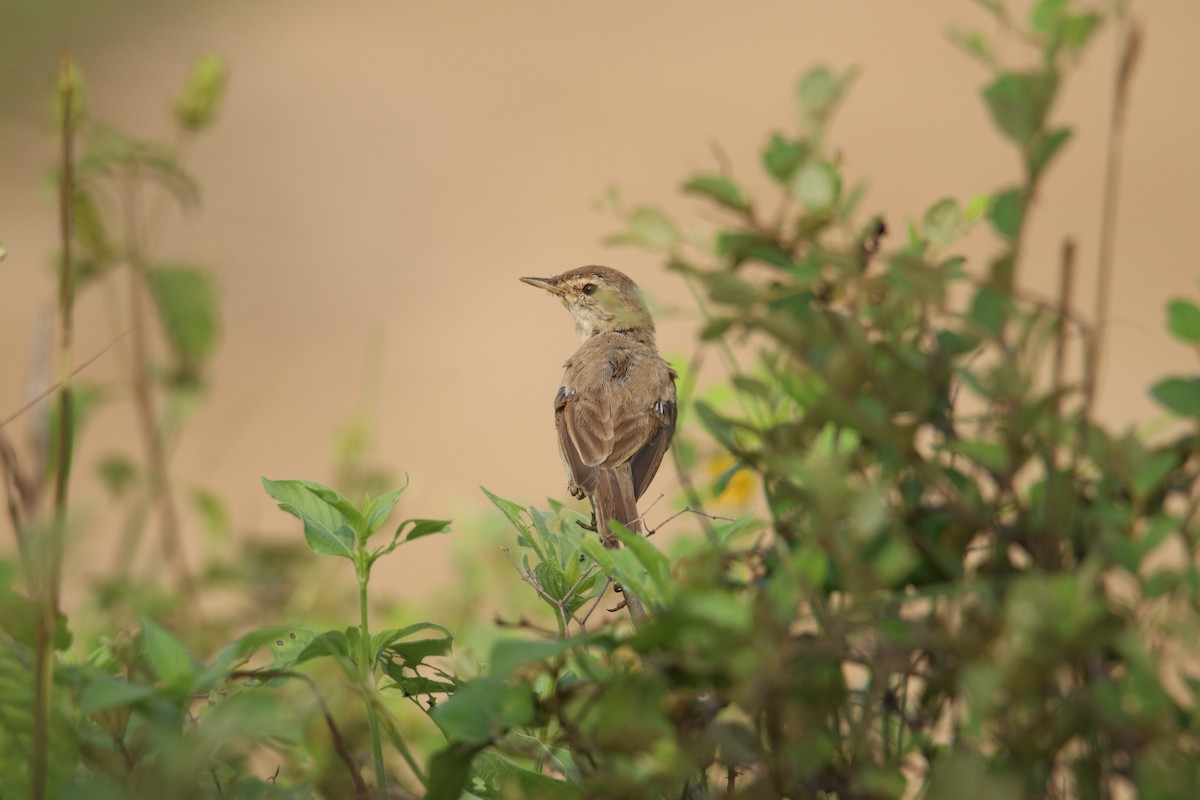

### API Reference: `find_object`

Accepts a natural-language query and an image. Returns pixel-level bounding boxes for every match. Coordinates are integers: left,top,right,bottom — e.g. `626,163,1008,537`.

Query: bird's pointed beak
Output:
520,276,563,295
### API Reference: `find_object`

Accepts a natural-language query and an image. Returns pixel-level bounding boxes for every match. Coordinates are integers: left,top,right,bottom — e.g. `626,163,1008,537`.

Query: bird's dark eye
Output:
582,283,597,295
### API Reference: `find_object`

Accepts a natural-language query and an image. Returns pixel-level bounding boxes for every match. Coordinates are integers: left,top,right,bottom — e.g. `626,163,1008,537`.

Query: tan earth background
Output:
1,1,1198,604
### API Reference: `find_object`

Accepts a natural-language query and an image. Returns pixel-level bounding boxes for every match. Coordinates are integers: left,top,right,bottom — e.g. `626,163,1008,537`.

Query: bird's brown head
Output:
521,265,654,341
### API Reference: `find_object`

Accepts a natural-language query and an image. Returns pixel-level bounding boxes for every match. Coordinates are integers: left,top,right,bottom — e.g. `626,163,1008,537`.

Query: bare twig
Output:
0,329,134,431
1082,20,1141,426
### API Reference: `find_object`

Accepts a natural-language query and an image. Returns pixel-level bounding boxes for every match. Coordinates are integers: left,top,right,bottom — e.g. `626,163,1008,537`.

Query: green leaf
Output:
375,622,453,665
489,634,606,679
1062,13,1102,50
431,677,534,743
80,674,157,714
96,453,138,498
144,265,219,367
682,173,752,212
1133,451,1177,498
694,401,737,449
795,65,857,125
714,231,794,269
174,54,227,133
141,617,194,688
964,193,992,224
711,461,746,498
706,271,759,306
612,523,671,593
982,70,1058,147
948,439,1010,474
364,484,407,537
426,741,488,800
264,627,319,669
296,629,351,665
190,487,230,540
947,28,998,68
989,187,1024,242
1151,377,1200,417
262,477,359,559
968,285,1010,336
1028,127,1072,177
1167,298,1200,344
385,518,452,558
762,133,808,183
791,160,840,212
923,198,961,249
482,486,533,538
1029,0,1067,35
83,125,200,208
605,205,678,251
473,751,582,800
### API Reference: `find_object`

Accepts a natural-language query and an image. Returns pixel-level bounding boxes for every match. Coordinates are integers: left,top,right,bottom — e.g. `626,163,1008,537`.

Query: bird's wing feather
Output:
629,397,676,500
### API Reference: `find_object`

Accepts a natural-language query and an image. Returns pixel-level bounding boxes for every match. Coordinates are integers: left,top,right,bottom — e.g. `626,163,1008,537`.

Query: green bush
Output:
3,2,1200,799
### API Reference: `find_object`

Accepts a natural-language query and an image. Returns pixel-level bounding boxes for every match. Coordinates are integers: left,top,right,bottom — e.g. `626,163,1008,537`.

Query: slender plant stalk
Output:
122,172,191,590
33,55,78,800
1081,21,1141,426
357,567,389,798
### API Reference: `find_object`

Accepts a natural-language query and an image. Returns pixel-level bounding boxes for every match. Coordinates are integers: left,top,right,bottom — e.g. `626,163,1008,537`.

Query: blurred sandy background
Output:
1,1,1198,596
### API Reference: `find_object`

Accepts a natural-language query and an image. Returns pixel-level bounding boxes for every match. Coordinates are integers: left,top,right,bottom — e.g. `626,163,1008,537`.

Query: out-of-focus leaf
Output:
762,133,808,183
174,54,227,133
988,187,1024,242
682,173,751,212
80,674,156,714
982,70,1058,147
791,160,840,212
923,198,961,249
473,751,582,800
432,677,535,743
96,453,138,498
1166,298,1200,344
715,231,793,269
144,265,219,367
426,741,488,800
706,271,759,306
1151,377,1200,417
605,206,678,251
141,617,194,688
190,487,230,540
1029,127,1072,177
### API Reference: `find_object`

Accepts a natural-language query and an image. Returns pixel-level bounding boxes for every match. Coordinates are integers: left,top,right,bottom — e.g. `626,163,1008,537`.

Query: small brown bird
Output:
521,266,678,549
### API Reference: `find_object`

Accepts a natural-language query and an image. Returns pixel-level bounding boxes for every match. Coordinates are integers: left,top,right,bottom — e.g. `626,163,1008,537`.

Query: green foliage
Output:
437,4,1200,799
8,4,1199,799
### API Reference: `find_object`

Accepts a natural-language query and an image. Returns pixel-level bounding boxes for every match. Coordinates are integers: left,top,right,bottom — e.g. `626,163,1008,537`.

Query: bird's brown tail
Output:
593,465,640,548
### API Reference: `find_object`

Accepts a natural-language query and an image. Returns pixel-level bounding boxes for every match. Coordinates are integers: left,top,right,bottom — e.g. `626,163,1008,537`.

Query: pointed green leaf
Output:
1152,377,1200,417
762,133,808,182
174,54,227,133
923,198,961,249
791,160,840,212
982,70,1058,147
1029,127,1072,177
364,484,407,537
482,486,534,538
80,674,157,714
144,265,219,367
140,617,194,687
262,477,358,559
988,187,1024,242
489,634,607,679
1167,299,1200,344
682,173,752,212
